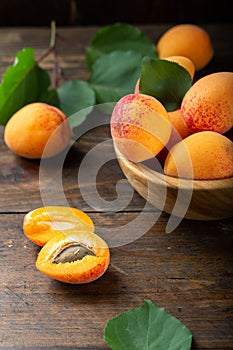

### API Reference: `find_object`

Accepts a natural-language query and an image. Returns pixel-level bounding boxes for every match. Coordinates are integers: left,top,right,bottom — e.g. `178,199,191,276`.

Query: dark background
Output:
0,0,231,26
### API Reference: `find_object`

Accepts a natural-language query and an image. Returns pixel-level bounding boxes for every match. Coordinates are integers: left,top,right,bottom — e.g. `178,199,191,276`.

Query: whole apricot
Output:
164,131,233,180
157,24,214,70
162,55,195,80
4,102,71,159
111,93,172,162
181,72,233,134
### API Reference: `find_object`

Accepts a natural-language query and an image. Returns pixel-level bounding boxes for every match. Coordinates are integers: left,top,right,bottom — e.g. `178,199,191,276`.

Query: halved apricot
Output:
36,231,110,284
23,206,94,246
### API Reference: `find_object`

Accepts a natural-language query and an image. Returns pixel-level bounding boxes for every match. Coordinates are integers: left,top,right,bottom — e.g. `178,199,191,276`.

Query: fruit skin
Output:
157,24,214,70
23,206,95,247
4,102,71,159
111,93,171,162
181,72,233,134
164,131,233,180
155,108,192,164
36,232,110,284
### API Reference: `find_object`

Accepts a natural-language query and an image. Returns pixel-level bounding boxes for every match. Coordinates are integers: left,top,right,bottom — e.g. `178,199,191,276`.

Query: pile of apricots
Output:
23,206,110,284
111,24,233,180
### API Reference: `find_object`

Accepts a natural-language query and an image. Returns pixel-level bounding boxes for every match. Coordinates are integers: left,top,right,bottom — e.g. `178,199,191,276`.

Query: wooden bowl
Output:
114,145,233,220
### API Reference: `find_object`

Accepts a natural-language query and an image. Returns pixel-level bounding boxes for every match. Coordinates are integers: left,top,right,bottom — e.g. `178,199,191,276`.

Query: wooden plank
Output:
0,213,233,349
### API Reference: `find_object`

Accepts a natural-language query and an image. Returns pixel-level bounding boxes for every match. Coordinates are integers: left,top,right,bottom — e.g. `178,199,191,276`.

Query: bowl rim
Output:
114,143,233,191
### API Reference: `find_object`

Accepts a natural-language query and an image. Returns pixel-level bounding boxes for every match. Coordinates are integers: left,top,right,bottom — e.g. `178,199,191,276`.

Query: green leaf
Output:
0,47,60,126
89,50,142,104
86,23,157,70
104,300,192,350
140,57,192,111
57,80,95,130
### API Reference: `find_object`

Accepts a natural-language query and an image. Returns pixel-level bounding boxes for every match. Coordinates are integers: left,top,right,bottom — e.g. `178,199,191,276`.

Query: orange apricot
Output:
181,72,233,134
4,102,71,159
36,232,110,284
23,206,94,246
162,55,195,80
164,131,233,180
157,24,214,70
111,93,172,162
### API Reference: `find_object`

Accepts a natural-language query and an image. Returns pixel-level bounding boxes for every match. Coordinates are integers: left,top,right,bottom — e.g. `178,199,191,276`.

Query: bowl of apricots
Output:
111,24,233,221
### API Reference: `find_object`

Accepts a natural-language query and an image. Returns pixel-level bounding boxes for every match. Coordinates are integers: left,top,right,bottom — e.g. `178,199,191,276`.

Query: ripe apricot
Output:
157,24,214,71
181,72,233,134
162,55,195,80
4,102,71,159
164,131,233,180
23,206,94,246
111,93,172,162
36,232,110,284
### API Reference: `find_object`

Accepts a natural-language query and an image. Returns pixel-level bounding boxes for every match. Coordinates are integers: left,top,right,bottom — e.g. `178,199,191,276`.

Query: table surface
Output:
0,23,233,350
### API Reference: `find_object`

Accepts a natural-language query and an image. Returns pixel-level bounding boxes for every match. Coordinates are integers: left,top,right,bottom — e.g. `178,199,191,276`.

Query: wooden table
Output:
0,24,233,350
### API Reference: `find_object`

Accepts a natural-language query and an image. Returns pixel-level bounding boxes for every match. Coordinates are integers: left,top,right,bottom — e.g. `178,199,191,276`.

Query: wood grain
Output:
0,25,233,349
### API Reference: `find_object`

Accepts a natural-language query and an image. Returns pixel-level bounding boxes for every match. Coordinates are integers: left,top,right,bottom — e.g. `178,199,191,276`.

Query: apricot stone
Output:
157,24,214,71
164,131,233,180
4,102,71,159
181,72,233,134
111,93,172,162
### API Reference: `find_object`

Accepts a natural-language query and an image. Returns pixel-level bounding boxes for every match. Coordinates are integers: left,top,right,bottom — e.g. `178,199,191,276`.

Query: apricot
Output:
162,55,195,80
134,55,194,95
181,72,233,134
23,206,94,246
111,93,172,162
157,24,214,70
164,131,233,180
4,102,71,159
36,231,110,284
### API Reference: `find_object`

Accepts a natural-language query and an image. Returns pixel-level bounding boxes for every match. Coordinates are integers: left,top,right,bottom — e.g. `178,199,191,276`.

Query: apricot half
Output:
111,93,171,162
36,232,110,284
181,72,233,134
157,24,214,71
23,206,94,246
164,131,233,180
4,102,71,159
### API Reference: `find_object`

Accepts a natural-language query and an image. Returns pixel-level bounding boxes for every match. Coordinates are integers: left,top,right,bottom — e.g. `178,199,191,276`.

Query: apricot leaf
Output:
57,80,95,129
0,47,59,126
89,50,142,103
86,22,157,70
140,57,192,111
104,300,192,350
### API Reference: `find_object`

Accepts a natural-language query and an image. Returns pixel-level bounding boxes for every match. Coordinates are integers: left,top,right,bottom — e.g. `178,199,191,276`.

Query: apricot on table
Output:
164,131,233,180
162,55,195,80
23,206,94,246
36,231,110,284
181,72,233,134
156,24,214,70
4,102,71,159
111,93,172,162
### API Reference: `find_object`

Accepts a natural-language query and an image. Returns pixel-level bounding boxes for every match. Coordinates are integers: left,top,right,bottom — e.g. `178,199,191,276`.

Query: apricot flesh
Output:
111,93,172,162
164,131,233,180
157,24,214,71
36,232,110,284
23,206,94,246
4,102,71,159
181,72,233,134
